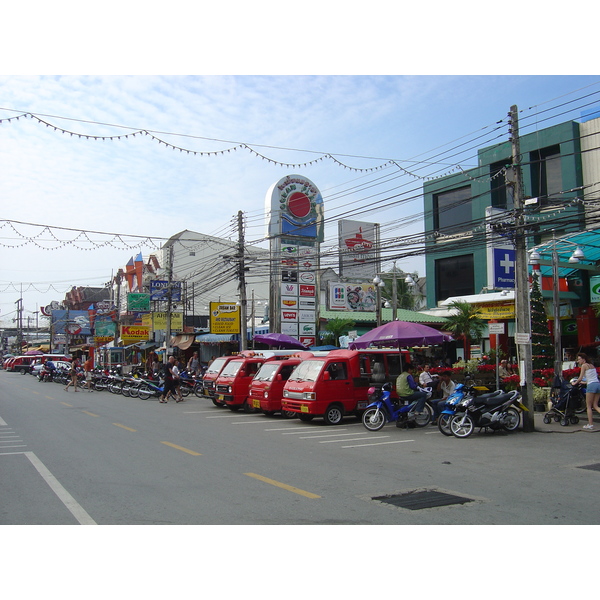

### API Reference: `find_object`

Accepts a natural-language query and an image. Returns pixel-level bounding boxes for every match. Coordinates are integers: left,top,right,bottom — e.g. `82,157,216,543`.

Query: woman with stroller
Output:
574,352,600,430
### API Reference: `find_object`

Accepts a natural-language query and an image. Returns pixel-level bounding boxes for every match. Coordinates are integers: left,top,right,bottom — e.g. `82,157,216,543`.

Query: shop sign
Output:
209,302,240,334
476,303,515,319
121,325,150,342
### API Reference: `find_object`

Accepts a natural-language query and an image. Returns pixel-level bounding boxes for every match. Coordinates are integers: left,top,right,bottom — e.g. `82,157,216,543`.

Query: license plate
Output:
301,405,309,413
253,398,261,409
357,401,367,409
218,395,224,401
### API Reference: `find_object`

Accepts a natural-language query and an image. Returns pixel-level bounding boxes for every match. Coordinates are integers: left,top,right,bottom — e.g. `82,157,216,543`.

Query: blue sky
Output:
1,5,599,329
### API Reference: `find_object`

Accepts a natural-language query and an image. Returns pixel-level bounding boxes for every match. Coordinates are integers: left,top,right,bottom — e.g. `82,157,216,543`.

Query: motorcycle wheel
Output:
137,384,152,400
211,398,225,407
450,413,474,438
413,404,432,428
362,407,386,431
194,383,204,398
503,407,521,431
438,413,454,436
180,385,191,397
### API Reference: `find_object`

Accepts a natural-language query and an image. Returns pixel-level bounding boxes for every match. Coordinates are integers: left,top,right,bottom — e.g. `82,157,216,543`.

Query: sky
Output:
1,4,599,333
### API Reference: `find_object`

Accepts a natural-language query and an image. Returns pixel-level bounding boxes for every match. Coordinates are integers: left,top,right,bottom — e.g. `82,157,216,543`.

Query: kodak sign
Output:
121,325,150,342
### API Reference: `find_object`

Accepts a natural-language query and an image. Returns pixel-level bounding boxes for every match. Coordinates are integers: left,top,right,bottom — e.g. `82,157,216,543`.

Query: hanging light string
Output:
0,110,500,180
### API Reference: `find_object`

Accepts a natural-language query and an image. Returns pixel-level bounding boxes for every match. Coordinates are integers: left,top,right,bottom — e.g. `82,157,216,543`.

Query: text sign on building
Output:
149,280,182,301
488,322,506,335
209,302,240,335
590,275,600,303
493,248,516,289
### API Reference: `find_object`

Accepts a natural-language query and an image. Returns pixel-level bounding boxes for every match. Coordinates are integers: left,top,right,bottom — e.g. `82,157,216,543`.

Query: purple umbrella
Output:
24,349,44,355
253,333,308,350
349,321,452,349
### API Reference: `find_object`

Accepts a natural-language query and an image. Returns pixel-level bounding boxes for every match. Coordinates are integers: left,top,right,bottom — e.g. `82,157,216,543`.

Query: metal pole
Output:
392,261,398,321
552,242,562,381
238,211,248,351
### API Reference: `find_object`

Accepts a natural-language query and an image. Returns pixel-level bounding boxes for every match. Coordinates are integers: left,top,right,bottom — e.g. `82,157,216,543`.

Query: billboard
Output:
149,280,182,301
329,282,377,312
339,220,379,279
210,302,241,334
51,310,91,335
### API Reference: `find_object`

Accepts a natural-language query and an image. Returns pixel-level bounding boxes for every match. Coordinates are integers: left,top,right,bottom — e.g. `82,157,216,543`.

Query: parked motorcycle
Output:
362,383,433,431
449,388,527,438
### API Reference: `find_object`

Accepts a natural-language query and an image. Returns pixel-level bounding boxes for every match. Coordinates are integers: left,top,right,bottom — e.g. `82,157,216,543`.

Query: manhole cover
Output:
373,490,474,510
577,463,600,472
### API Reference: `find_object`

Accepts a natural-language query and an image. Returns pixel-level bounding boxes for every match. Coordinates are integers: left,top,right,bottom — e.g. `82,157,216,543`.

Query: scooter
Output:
362,382,433,431
449,388,528,438
436,382,475,436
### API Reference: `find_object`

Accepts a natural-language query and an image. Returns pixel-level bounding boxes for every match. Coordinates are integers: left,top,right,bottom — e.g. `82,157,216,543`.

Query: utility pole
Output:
392,261,398,321
166,244,174,354
509,104,534,432
237,211,248,351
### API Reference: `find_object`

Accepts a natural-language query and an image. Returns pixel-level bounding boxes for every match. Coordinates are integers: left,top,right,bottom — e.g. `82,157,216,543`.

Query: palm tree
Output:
444,300,485,360
321,317,355,347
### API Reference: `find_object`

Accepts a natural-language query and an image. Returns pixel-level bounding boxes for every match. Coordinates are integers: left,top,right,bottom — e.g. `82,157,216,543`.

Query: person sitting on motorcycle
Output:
431,370,456,425
396,365,428,418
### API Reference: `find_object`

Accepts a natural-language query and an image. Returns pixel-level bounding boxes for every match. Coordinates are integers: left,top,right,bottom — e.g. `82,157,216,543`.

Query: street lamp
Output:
529,233,585,382
372,275,385,327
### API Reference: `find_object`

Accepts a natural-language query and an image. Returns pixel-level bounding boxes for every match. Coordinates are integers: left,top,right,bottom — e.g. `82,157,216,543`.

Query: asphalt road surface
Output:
1,369,599,525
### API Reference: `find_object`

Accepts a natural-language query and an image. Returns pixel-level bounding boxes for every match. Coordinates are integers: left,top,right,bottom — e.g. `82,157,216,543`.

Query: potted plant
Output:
533,386,549,412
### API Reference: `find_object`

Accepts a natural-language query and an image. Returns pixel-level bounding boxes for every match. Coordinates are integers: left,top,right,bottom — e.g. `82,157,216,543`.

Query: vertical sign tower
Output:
265,175,324,347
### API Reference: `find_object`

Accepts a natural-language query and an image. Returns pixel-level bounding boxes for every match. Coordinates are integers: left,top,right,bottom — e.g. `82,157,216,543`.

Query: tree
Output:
380,275,415,311
530,271,554,371
444,300,485,360
321,317,355,346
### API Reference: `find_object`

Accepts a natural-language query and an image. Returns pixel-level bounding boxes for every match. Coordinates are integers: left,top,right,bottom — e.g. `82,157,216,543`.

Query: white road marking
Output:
24,451,97,525
342,440,415,448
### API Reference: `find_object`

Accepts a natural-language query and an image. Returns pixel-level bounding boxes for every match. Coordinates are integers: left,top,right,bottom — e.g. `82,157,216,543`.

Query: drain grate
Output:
577,463,600,472
373,489,474,510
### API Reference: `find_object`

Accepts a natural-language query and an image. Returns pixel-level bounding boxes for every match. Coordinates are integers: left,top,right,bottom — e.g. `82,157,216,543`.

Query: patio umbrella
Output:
24,349,44,355
253,333,308,350
349,321,452,350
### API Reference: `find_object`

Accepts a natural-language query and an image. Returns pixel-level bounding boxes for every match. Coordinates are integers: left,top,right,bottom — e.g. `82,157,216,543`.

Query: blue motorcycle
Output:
438,382,506,435
362,382,432,431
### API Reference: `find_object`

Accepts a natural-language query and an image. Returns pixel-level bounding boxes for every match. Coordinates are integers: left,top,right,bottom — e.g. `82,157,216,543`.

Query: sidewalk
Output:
532,409,600,433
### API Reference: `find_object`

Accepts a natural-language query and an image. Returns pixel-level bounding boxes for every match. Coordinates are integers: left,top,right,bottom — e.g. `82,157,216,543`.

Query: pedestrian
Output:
172,357,184,402
83,356,94,392
65,356,80,392
187,351,200,376
574,352,600,430
159,356,177,403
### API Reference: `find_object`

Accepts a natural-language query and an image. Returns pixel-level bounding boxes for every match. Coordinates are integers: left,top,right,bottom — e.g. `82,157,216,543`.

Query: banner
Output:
127,293,150,311
121,325,150,343
329,282,377,312
339,220,379,279
475,303,515,319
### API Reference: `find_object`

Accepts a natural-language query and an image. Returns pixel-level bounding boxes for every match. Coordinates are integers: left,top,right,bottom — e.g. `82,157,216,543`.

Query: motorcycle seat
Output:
478,392,514,406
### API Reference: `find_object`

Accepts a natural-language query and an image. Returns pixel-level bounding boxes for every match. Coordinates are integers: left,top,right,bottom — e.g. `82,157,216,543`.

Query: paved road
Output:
1,370,599,525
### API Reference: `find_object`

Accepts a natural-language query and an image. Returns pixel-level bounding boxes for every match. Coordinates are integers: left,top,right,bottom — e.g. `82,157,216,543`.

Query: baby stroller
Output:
544,377,580,426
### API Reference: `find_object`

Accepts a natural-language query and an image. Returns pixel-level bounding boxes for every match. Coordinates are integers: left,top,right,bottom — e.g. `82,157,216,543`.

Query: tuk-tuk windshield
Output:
205,357,228,375
220,361,243,377
287,360,324,382
253,363,280,382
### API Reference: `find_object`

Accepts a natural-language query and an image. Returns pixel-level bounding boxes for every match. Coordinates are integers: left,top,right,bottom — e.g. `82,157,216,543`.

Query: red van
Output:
249,352,316,418
215,350,301,412
202,355,241,406
281,348,411,425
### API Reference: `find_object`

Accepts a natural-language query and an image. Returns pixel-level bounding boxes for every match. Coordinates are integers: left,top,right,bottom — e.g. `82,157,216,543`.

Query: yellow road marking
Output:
113,423,137,432
82,411,99,417
45,396,55,400
60,402,73,407
244,473,321,499
160,441,201,456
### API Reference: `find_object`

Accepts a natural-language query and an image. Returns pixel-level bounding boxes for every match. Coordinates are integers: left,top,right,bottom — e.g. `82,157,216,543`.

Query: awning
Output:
170,334,196,350
195,333,237,344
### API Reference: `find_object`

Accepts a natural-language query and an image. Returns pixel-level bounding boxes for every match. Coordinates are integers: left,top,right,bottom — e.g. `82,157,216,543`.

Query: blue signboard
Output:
493,247,516,289
150,280,182,301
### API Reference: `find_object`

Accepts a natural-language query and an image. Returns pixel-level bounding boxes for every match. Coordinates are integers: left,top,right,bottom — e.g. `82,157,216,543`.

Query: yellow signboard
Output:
120,325,150,343
476,303,515,320
210,302,240,334
142,312,183,331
